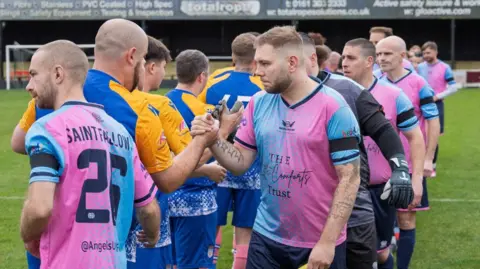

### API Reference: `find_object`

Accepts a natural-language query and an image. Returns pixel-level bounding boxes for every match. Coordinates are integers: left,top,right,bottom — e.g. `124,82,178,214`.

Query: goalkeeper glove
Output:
380,154,413,209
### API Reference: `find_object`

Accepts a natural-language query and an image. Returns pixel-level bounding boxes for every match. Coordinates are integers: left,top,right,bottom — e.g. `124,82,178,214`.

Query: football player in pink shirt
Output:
20,40,161,269
417,41,459,177
376,36,440,269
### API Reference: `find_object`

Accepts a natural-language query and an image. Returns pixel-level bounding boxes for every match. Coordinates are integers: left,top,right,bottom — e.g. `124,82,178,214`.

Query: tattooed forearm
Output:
210,138,255,176
329,159,360,219
318,159,360,244
215,139,244,164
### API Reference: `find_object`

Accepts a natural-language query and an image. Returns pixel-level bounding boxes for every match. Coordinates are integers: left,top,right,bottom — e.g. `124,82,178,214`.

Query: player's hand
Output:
205,162,227,183
409,177,423,210
307,241,335,269
217,101,244,139
381,154,413,209
423,159,433,177
190,114,216,137
136,230,160,248
196,113,220,147
25,240,40,258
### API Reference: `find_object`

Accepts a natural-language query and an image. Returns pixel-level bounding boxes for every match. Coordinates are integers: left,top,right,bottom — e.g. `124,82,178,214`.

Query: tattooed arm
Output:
318,158,360,245
209,139,257,176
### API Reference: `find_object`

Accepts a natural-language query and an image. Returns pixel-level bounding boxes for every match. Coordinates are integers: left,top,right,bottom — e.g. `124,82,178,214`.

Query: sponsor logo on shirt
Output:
342,126,358,138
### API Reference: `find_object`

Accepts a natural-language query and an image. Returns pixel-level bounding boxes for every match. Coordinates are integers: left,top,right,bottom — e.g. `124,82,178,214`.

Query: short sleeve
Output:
396,91,419,131
136,105,173,174
327,106,361,165
418,80,439,120
182,93,215,116
444,65,456,85
159,98,192,155
234,97,257,151
19,99,37,132
132,146,158,208
25,121,64,184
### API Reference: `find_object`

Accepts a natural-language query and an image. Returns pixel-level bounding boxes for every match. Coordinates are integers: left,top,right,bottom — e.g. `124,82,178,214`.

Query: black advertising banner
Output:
0,0,478,20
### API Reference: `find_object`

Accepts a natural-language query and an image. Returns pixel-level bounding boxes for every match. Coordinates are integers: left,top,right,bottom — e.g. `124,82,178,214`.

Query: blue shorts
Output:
369,183,396,251
26,251,40,269
127,244,173,269
170,213,217,268
246,230,347,269
397,176,430,212
217,187,261,228
436,100,445,134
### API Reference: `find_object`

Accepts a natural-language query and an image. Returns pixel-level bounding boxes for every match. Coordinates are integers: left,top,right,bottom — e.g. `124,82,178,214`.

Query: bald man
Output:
326,51,341,73
376,36,440,269
20,40,161,269
13,19,217,269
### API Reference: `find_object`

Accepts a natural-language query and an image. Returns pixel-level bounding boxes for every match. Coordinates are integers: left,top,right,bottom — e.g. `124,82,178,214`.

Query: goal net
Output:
5,42,95,90
4,42,234,89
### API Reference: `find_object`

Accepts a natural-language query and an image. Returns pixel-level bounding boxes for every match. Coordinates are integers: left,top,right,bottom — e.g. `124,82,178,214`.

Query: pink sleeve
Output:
132,147,158,208
234,96,257,151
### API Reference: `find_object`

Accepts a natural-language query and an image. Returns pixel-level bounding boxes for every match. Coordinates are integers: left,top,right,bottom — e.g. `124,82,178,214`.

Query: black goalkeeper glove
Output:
380,154,414,209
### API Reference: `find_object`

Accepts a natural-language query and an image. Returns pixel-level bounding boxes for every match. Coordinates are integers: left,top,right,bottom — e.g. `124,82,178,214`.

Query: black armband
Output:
370,123,405,161
30,153,59,170
420,96,434,106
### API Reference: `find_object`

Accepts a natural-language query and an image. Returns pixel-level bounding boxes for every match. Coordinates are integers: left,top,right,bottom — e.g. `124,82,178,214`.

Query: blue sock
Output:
26,251,41,269
397,229,416,269
379,253,394,269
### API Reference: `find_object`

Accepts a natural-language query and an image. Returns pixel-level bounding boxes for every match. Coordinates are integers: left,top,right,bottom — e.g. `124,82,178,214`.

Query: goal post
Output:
3,42,233,90
5,43,95,90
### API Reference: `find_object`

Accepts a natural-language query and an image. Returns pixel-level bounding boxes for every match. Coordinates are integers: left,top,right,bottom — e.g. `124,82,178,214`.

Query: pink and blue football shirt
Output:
363,78,419,185
378,70,439,172
234,80,361,248
25,101,157,269
417,60,456,96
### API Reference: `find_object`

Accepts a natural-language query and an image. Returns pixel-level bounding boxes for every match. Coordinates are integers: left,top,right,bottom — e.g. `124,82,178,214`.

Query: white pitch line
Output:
1,196,480,202
430,198,480,203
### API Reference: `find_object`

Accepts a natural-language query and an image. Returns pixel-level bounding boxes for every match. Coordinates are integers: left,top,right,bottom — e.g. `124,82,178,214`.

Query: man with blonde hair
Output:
190,25,361,269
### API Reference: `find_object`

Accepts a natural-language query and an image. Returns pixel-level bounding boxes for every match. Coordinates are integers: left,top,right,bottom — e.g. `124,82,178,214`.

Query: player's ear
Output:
288,55,299,72
53,65,65,84
126,47,137,66
147,61,156,74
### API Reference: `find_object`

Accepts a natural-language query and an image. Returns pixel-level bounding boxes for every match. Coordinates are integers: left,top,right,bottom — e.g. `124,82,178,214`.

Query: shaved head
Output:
36,40,89,83
375,36,407,73
27,40,89,109
377,36,407,53
95,19,148,59
94,19,148,91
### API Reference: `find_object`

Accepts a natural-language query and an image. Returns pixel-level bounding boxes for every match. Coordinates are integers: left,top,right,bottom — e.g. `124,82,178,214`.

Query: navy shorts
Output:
369,183,397,251
436,100,445,134
170,213,217,268
217,186,261,228
246,230,347,269
26,251,40,269
397,176,430,212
